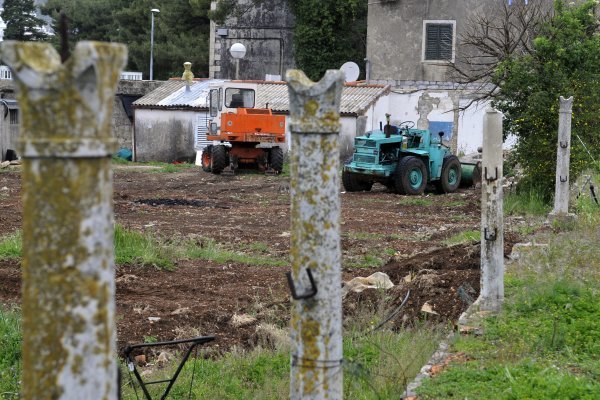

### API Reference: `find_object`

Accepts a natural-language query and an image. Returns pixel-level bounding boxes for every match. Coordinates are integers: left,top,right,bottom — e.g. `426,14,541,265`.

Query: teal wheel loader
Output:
342,114,480,195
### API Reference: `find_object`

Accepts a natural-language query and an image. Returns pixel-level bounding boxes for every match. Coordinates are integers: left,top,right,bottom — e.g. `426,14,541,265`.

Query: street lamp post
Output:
229,42,246,80
149,8,160,80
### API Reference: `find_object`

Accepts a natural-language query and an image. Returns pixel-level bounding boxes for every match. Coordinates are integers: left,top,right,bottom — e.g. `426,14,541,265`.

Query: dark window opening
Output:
9,109,18,125
425,24,453,61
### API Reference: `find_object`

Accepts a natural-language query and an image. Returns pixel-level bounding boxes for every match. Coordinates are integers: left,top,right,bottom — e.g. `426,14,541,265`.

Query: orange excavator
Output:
201,81,286,174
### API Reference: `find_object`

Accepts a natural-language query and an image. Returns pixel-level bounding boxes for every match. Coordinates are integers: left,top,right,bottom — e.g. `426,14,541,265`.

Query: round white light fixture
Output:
151,8,160,13
229,43,247,59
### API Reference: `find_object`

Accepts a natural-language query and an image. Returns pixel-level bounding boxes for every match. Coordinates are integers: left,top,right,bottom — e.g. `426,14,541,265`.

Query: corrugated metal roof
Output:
133,80,223,109
256,82,390,116
134,79,389,115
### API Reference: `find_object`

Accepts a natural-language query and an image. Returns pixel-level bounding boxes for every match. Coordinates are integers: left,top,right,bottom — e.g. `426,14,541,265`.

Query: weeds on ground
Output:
119,290,444,399
442,230,479,246
0,226,285,269
504,189,551,216
0,306,21,400
417,204,600,399
0,231,20,259
111,158,197,173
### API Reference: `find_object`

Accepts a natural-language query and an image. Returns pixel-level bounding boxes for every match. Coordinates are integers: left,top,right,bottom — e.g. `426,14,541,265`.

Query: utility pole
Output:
549,96,575,222
2,40,126,399
286,69,345,399
477,107,504,312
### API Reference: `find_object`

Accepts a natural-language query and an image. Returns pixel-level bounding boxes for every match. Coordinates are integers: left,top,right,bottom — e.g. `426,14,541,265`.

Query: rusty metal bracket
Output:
484,167,498,182
286,268,318,300
484,227,497,242
560,176,568,183
560,141,569,149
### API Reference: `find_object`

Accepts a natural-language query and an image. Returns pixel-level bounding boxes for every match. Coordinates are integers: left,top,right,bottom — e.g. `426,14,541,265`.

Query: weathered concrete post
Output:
550,96,575,221
476,107,504,312
1,41,126,399
286,69,344,400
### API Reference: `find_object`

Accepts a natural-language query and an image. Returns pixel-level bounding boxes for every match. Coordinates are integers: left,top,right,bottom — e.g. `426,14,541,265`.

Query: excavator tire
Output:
269,147,284,173
211,145,228,174
201,145,213,173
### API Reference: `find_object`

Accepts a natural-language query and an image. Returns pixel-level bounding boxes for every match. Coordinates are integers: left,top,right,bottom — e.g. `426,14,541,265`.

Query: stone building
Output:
208,0,295,81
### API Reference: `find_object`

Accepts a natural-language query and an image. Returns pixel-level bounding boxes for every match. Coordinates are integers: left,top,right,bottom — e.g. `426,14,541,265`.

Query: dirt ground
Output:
0,166,519,355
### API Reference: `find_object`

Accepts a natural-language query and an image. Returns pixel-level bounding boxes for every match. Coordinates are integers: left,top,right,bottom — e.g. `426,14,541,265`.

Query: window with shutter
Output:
424,22,454,61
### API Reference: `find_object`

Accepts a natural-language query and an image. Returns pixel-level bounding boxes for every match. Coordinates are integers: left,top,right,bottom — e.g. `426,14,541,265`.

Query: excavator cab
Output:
203,81,286,174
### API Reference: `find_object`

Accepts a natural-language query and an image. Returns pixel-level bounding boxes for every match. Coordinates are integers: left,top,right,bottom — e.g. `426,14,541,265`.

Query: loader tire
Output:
395,156,427,195
201,145,213,173
211,145,228,174
269,147,284,173
435,155,462,194
342,170,373,192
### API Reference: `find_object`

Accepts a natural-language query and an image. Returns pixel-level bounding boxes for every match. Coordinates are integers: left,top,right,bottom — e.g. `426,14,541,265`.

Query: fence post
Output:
549,96,575,221
1,41,126,399
286,69,344,400
477,107,504,312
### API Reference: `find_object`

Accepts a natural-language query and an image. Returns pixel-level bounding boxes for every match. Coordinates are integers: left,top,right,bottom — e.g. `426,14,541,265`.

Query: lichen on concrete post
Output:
286,69,344,400
477,107,504,313
550,96,575,222
1,41,126,399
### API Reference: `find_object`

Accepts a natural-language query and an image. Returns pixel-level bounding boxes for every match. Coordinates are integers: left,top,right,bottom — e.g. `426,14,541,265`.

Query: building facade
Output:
367,0,504,154
208,0,295,81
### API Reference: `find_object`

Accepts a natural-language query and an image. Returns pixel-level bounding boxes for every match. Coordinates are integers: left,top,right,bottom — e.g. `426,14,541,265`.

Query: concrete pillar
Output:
550,96,575,220
286,69,344,400
477,107,504,312
1,41,126,399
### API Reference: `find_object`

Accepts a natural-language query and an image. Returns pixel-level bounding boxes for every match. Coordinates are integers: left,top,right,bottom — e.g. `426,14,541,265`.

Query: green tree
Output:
111,0,211,79
1,0,48,41
41,0,116,43
494,0,600,199
290,0,367,81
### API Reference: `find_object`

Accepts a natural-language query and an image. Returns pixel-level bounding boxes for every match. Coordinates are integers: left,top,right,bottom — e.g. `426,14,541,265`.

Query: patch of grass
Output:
504,189,551,216
115,225,178,269
185,238,286,267
446,200,467,207
149,162,197,173
0,227,285,269
0,306,21,400
347,252,386,269
418,214,600,399
345,232,404,241
0,231,21,259
396,197,433,207
442,230,479,246
143,335,158,344
120,327,443,400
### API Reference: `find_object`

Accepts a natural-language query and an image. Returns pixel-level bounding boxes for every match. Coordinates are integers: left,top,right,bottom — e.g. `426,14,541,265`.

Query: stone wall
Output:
209,0,295,80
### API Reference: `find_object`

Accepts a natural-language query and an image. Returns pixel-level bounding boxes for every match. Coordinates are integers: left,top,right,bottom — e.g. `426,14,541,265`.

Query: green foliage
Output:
0,231,21,259
0,306,21,399
494,0,600,199
41,0,212,80
1,0,47,41
504,188,551,216
290,0,368,81
42,0,116,46
418,214,600,399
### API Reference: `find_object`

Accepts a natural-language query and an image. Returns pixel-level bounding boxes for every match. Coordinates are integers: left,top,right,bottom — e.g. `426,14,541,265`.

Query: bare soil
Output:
0,166,518,354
